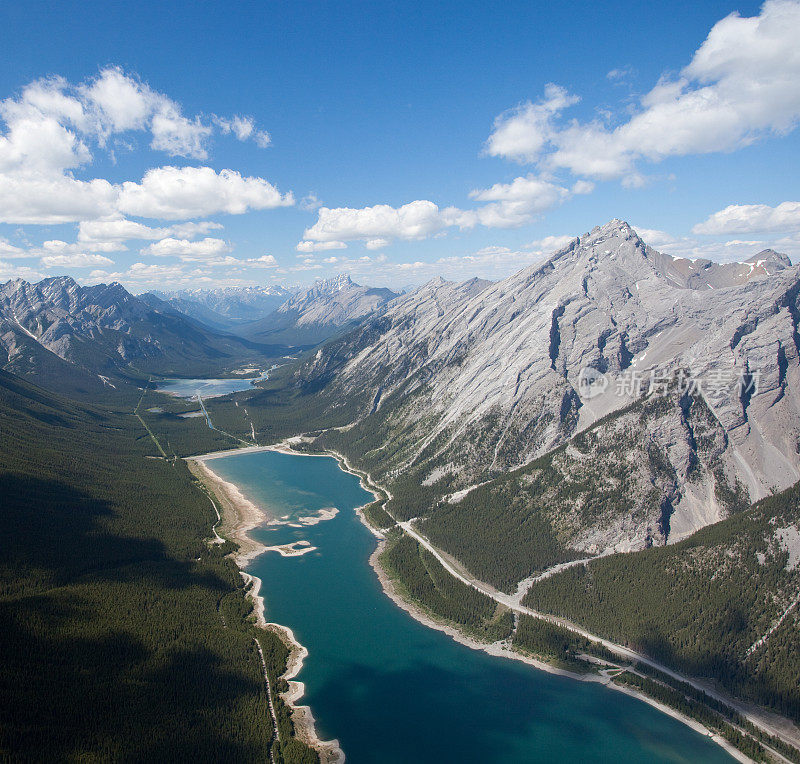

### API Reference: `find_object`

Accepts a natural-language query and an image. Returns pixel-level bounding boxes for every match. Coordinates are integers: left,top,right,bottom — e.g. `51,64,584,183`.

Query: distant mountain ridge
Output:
238,274,399,346
150,285,295,329
0,276,271,395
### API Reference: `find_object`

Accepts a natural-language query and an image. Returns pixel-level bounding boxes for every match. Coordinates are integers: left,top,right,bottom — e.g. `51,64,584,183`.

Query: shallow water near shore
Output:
209,449,733,763
156,376,260,398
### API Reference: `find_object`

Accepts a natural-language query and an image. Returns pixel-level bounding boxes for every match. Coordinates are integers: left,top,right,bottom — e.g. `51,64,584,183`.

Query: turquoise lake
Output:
156,376,260,398
208,449,732,763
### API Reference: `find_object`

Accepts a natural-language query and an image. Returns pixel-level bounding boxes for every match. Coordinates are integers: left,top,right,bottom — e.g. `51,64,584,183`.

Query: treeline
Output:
523,481,800,721
380,532,513,642
0,369,317,762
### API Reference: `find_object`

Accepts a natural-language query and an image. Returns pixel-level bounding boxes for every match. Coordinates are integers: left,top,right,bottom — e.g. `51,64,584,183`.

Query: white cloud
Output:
465,175,571,227
484,84,579,163
303,200,449,244
41,238,124,254
296,240,347,253
692,201,800,234
0,77,91,175
168,220,223,238
249,254,278,268
630,226,679,248
300,193,322,211
141,236,231,261
571,180,595,195
127,261,188,279
149,107,211,159
0,260,44,280
629,225,789,263
0,68,287,225
82,67,152,134
607,66,634,82
525,234,577,252
300,176,575,247
0,238,26,258
78,219,162,242
365,238,389,250
486,1,800,180
0,174,117,224
77,218,223,244
289,243,552,286
214,115,271,147
118,166,294,219
41,253,114,268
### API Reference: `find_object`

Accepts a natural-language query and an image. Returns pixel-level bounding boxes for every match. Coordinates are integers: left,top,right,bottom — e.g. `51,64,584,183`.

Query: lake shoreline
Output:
189,441,753,764
187,449,344,764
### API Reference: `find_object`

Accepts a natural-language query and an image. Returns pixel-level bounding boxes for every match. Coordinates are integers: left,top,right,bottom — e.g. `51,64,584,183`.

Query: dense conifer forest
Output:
0,369,317,762
380,532,514,642
523,483,800,721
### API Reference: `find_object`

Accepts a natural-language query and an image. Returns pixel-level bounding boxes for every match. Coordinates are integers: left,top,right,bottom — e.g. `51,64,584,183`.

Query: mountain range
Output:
0,276,270,396
236,274,398,346
150,285,294,329
299,220,799,571
151,275,399,347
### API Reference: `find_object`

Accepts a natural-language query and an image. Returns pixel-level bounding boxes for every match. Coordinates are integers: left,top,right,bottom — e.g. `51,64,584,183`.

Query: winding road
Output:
395,518,800,752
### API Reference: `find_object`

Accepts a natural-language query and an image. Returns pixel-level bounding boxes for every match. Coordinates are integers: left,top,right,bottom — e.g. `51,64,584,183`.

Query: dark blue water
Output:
209,450,731,764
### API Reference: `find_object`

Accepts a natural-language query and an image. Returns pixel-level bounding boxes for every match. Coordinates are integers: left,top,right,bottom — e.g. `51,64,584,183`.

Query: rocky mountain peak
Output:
745,249,792,271
316,273,356,292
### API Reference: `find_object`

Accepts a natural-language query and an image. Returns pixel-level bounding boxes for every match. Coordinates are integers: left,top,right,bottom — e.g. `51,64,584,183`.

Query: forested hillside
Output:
0,370,316,762
524,482,800,720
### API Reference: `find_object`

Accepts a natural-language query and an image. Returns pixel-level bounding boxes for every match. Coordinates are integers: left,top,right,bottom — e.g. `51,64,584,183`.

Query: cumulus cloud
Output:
630,226,679,248
692,201,800,234
150,108,211,159
296,240,347,253
0,261,44,281
0,67,286,225
0,174,117,225
484,85,579,163
77,218,222,244
0,238,26,259
40,253,114,268
365,238,389,250
249,254,278,267
141,236,231,261
464,175,571,227
78,219,163,242
299,175,576,247
304,200,449,244
127,262,188,280
486,1,800,181
525,234,577,252
41,238,123,254
118,166,293,219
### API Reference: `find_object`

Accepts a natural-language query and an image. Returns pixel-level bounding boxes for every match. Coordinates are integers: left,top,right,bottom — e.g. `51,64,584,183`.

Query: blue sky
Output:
0,0,798,291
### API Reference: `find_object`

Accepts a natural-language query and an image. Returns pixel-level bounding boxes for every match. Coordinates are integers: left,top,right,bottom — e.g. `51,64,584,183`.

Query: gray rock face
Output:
0,276,264,386
240,274,399,346
302,220,800,555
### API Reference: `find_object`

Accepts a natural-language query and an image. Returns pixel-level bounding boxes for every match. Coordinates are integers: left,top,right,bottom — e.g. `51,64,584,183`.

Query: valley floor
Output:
188,435,800,764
